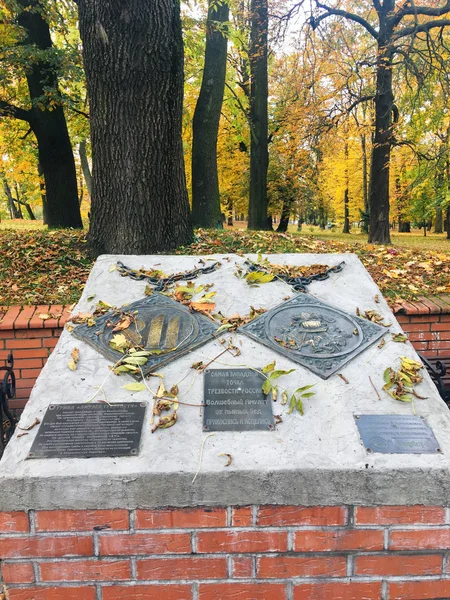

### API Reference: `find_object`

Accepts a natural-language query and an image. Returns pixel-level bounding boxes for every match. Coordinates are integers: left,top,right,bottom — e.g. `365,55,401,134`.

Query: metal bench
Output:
418,353,450,407
0,353,16,455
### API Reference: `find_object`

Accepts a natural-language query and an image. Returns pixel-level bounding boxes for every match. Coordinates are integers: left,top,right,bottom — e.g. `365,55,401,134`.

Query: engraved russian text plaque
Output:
355,414,441,454
27,402,146,459
203,369,274,432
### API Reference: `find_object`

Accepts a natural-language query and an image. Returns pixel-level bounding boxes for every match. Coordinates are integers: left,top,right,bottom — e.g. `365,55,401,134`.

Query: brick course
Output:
0,305,70,413
1,505,450,599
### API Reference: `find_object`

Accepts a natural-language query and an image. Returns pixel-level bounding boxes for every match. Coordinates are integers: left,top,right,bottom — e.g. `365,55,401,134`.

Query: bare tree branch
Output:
400,1,450,18
395,18,450,39
311,2,379,40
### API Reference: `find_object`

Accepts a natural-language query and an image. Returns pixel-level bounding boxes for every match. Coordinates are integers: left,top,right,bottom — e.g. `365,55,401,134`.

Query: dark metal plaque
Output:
355,414,441,454
27,402,146,459
239,294,385,379
73,293,219,377
203,369,274,432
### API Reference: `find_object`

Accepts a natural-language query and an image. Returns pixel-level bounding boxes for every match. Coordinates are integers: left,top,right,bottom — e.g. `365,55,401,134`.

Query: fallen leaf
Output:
68,347,79,371
123,382,147,392
112,315,133,332
190,301,216,312
151,411,178,433
219,452,233,467
18,417,40,431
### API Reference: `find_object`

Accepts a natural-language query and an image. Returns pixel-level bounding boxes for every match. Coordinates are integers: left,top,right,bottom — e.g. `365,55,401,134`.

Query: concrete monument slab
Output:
1,253,450,510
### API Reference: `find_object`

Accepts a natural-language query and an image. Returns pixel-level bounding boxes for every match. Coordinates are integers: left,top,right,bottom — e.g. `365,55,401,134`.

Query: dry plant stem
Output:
160,395,204,407
192,433,215,484
198,347,232,372
369,376,381,401
86,357,125,403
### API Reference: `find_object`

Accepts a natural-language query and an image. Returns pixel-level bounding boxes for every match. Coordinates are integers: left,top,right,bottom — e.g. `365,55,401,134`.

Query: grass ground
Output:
0,219,449,306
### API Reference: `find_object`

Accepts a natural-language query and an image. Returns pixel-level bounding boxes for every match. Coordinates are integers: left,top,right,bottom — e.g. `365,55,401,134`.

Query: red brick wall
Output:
1,505,450,599
0,306,69,413
397,313,450,358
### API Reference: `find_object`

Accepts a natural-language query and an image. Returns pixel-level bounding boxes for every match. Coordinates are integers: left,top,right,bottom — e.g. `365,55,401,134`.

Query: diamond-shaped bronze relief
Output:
239,294,385,379
72,294,219,377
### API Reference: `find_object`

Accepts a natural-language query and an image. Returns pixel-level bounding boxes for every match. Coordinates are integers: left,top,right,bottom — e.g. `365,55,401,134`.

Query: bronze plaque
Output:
239,294,385,379
73,294,219,377
203,369,274,431
27,403,146,459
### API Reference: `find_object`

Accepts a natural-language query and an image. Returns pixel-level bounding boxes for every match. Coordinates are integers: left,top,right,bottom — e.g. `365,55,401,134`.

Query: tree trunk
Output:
343,141,350,234
79,140,92,197
368,43,393,244
17,0,82,229
14,183,36,219
3,179,21,218
435,206,443,233
247,0,270,230
276,198,292,232
398,221,410,233
446,204,450,240
38,161,48,224
78,0,193,255
191,0,229,228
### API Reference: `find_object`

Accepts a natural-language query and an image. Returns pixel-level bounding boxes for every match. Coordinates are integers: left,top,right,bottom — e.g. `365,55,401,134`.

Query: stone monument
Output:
1,253,450,600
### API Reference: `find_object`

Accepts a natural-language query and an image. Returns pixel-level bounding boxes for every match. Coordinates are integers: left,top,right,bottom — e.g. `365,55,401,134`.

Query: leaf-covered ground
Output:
1,228,449,307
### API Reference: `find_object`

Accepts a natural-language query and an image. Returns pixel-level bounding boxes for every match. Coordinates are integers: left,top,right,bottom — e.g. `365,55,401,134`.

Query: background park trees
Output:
1,0,450,247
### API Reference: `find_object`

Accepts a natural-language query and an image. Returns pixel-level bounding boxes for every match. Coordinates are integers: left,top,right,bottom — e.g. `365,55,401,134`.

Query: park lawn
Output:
0,223,449,307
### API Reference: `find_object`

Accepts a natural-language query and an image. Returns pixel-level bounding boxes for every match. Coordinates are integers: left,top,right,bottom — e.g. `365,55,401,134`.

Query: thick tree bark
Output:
17,1,82,229
191,0,229,228
78,0,193,255
368,42,392,244
79,140,92,197
247,0,271,230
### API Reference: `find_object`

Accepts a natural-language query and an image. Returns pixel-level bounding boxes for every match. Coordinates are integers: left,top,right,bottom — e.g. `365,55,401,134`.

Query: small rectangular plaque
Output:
355,414,441,454
203,369,274,432
27,402,146,459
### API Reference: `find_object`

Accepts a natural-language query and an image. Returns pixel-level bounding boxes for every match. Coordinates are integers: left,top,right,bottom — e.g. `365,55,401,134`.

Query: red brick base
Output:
0,306,69,413
1,505,450,599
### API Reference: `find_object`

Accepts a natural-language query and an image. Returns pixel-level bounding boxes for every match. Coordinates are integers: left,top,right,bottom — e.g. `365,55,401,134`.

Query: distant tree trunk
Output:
79,140,92,197
247,0,270,230
38,161,48,224
398,221,410,233
361,134,369,212
16,0,82,229
191,0,229,228
368,42,393,244
435,206,443,233
343,141,350,234
14,183,36,219
78,0,193,255
277,198,292,232
446,205,450,240
3,179,21,218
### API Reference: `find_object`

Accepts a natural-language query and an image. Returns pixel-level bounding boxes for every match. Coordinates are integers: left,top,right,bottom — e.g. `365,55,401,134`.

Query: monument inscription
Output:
27,402,146,459
355,414,441,454
203,369,274,431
